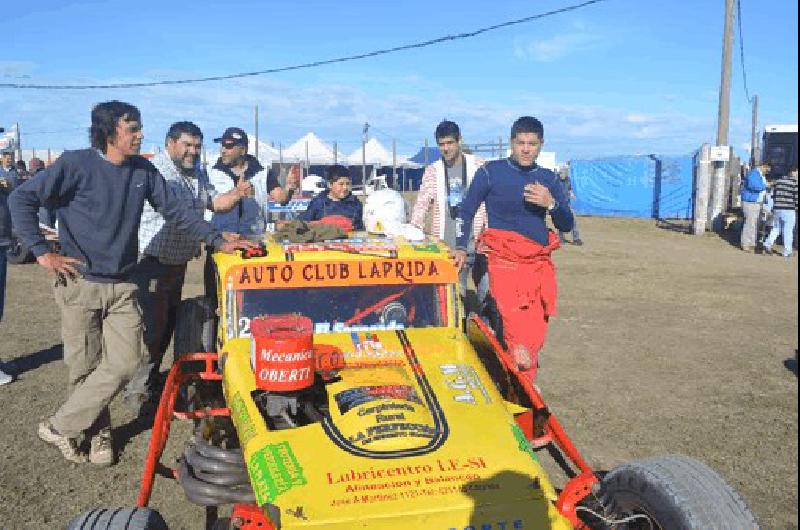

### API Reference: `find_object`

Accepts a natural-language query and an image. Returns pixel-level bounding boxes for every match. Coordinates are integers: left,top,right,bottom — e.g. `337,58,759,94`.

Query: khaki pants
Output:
740,201,761,250
50,278,144,438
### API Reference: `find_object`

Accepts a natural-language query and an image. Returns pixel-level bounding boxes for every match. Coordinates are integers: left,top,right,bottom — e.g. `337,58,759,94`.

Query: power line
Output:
20,126,87,136
736,0,752,102
0,0,607,90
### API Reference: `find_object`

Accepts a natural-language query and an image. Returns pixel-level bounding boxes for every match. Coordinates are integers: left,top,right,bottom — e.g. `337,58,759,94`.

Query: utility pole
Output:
254,105,259,160
750,94,759,166
362,123,369,185
709,0,736,232
716,0,735,146
15,122,22,161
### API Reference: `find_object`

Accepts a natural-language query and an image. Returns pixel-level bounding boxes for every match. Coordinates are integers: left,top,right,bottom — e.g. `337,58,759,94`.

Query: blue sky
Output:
1,0,797,161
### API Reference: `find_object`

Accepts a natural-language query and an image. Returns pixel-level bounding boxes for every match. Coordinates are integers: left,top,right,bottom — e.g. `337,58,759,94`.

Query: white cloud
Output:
1,71,748,160
0,61,36,78
513,31,601,63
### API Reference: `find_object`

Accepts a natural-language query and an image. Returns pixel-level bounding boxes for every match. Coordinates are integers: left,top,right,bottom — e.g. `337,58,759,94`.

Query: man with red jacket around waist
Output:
453,116,573,382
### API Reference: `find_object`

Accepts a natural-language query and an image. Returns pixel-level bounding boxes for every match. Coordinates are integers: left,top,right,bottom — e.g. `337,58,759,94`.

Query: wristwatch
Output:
547,200,558,211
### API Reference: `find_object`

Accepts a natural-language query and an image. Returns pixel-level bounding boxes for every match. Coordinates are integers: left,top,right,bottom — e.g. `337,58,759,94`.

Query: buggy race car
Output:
69,232,757,529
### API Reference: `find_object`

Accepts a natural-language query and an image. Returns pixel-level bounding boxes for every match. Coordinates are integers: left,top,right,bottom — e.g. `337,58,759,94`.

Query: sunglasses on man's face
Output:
221,142,241,149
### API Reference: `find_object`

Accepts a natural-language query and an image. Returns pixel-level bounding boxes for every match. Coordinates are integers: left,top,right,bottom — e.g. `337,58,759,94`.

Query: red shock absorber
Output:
250,315,315,392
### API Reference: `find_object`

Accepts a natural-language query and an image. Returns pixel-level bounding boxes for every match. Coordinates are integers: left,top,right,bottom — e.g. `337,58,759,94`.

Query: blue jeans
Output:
765,209,796,256
0,246,6,321
558,204,581,242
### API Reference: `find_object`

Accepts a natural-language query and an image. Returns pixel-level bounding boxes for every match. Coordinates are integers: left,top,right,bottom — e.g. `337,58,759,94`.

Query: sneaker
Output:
573,239,584,246
0,368,12,386
38,421,87,464
89,428,114,466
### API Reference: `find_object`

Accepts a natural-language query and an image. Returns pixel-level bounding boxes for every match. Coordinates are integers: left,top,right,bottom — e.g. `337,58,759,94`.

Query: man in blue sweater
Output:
300,164,364,230
9,101,255,465
454,116,573,381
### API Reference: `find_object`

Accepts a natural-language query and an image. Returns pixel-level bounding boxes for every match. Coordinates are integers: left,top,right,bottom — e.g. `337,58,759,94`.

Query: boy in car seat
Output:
300,165,364,230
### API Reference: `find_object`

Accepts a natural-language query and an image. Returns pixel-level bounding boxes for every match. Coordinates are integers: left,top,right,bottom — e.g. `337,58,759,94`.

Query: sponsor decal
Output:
283,239,397,254
322,330,450,459
412,242,442,253
335,385,422,415
229,392,258,446
229,258,456,290
440,364,492,405
323,456,496,508
268,199,311,212
314,320,405,334
248,442,307,506
511,424,540,464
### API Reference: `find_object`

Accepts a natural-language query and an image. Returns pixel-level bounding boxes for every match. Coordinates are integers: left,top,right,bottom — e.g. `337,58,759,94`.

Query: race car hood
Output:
222,327,573,530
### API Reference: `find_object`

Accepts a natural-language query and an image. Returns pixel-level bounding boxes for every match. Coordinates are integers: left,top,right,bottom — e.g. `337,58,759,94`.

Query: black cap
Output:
213,127,248,147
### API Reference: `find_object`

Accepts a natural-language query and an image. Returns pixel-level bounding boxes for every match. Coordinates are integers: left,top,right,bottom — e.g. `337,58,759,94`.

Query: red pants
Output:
479,230,560,382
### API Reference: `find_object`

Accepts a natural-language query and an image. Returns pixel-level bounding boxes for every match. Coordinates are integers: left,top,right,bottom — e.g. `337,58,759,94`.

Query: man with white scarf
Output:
124,121,251,412
411,121,488,315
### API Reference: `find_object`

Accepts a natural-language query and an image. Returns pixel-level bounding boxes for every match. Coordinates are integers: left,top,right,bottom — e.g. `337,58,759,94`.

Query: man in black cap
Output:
208,127,300,235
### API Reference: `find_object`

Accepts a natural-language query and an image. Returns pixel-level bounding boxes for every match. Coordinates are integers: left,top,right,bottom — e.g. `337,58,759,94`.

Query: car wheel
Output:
593,454,757,529
173,295,217,356
66,507,167,530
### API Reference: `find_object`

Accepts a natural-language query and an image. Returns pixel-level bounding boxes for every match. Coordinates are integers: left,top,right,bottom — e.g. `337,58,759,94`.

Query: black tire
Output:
173,296,217,356
66,507,167,530
597,454,757,530
210,518,231,530
6,235,33,264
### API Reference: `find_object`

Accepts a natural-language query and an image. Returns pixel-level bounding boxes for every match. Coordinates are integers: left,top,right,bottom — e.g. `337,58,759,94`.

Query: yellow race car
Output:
69,232,757,530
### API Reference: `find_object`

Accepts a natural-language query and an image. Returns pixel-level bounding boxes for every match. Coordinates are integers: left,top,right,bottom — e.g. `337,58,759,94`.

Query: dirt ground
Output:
1,216,797,529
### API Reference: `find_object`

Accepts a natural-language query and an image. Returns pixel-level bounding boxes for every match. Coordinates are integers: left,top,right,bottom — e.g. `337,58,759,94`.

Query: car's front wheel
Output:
588,454,757,529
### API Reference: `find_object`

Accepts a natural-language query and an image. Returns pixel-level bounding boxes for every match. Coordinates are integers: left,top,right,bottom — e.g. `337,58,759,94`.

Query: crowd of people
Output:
0,100,573,466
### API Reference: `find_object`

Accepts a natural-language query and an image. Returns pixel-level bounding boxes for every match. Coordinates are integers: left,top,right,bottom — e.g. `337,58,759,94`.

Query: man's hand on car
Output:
216,239,260,254
36,253,84,279
221,231,244,242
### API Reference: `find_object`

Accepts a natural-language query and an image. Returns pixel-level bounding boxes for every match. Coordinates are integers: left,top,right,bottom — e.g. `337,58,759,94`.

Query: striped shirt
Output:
772,175,798,211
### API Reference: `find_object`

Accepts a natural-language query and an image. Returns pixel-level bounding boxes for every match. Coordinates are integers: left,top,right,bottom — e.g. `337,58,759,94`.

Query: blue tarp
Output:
570,155,694,219
410,146,441,165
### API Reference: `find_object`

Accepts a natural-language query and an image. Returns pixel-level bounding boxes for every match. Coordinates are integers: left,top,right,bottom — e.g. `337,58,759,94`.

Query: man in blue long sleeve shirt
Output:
454,117,573,260
453,116,573,380
9,101,255,465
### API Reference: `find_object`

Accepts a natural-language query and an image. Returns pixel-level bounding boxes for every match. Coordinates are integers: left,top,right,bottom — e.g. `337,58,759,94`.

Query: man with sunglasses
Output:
208,127,300,236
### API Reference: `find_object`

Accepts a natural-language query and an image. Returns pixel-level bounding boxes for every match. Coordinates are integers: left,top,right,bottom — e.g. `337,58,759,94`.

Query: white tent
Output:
282,132,346,165
344,138,420,168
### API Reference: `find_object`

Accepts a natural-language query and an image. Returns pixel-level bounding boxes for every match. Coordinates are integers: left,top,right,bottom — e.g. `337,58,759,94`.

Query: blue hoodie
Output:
740,168,767,203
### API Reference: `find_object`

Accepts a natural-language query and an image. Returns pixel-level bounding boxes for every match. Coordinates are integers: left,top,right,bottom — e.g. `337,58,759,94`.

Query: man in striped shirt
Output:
763,165,798,258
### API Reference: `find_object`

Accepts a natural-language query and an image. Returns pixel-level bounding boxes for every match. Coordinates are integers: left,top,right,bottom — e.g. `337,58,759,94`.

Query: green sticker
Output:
248,442,308,506
511,424,540,464
230,393,257,446
412,243,441,253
